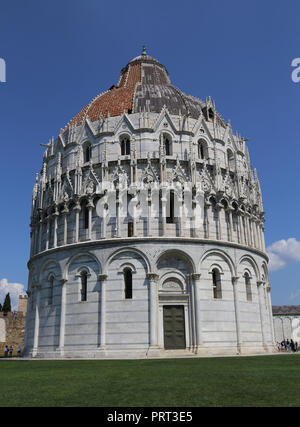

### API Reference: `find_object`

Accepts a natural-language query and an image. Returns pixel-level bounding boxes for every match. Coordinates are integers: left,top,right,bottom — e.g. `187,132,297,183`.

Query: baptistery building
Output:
24,49,275,358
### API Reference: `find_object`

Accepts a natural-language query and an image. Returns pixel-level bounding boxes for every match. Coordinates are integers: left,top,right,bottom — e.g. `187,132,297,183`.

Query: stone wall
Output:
0,312,26,355
18,295,28,315
273,315,300,343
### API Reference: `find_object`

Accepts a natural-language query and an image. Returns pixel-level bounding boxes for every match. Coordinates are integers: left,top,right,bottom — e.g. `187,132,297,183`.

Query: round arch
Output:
39,258,62,284
155,248,196,274
200,249,236,277
63,251,102,281
261,262,269,282
104,247,151,273
238,254,260,280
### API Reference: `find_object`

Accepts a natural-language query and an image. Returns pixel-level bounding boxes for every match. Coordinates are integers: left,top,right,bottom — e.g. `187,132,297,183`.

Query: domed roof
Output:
66,49,206,130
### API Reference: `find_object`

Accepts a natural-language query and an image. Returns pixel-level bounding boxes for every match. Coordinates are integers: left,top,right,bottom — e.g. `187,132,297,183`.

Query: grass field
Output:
1,355,300,407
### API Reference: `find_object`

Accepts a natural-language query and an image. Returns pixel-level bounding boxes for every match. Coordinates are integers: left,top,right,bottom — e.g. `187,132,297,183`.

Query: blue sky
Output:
0,0,299,308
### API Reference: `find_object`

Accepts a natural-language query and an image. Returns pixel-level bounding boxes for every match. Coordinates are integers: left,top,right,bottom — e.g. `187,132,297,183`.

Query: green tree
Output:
3,293,11,313
0,303,2,312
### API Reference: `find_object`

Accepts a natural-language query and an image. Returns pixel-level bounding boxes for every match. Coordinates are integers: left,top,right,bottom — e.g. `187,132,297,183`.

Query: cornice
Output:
27,236,269,267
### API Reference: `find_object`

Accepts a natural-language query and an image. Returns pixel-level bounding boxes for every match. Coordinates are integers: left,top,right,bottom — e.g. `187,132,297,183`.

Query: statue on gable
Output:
86,179,95,195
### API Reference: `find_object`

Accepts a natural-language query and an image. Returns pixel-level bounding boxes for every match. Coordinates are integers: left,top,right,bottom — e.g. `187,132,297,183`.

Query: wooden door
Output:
163,305,186,349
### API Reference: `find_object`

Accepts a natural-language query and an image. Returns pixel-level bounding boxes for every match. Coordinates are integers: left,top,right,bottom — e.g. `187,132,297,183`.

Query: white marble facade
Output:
24,51,275,358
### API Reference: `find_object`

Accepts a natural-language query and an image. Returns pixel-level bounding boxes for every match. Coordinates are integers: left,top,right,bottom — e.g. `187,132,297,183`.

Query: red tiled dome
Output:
65,51,205,131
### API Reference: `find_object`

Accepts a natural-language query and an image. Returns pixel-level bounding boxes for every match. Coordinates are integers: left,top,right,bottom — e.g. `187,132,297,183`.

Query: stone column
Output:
204,201,210,239
116,196,121,238
23,290,31,354
250,216,256,248
227,207,233,242
147,192,152,237
251,217,256,247
266,283,275,345
232,276,242,354
147,273,159,352
101,205,107,239
53,208,59,249
254,219,260,250
245,214,251,246
216,203,223,240
98,274,108,348
62,204,69,246
58,279,67,356
87,199,94,240
257,222,263,251
238,213,245,245
131,192,138,237
191,193,198,238
249,215,254,246
45,217,50,250
74,202,81,243
32,284,41,357
190,273,203,351
261,225,266,252
161,188,167,237
38,217,43,253
257,280,267,349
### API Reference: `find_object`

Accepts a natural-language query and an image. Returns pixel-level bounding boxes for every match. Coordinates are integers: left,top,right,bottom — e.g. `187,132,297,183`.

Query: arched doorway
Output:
156,250,195,350
157,272,190,350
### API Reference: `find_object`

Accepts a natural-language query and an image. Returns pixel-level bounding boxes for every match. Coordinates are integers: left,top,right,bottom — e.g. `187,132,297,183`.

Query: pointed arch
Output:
162,132,173,156
227,148,235,169
198,138,209,160
120,133,131,156
83,141,92,163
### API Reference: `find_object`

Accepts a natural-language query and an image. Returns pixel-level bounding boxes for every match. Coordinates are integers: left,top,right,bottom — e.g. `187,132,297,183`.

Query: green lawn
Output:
0,355,300,407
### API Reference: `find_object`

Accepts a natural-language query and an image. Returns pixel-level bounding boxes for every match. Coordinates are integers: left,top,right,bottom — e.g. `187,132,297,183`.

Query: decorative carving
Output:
147,273,159,282
161,278,183,292
86,179,95,195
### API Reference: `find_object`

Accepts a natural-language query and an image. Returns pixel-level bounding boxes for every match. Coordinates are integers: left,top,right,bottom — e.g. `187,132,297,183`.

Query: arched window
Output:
212,268,222,299
48,276,54,305
227,149,234,169
124,268,132,299
128,221,133,237
84,205,89,229
121,136,130,156
198,139,208,160
163,133,172,156
84,143,91,163
244,272,252,302
80,271,88,302
166,189,175,224
232,202,238,233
